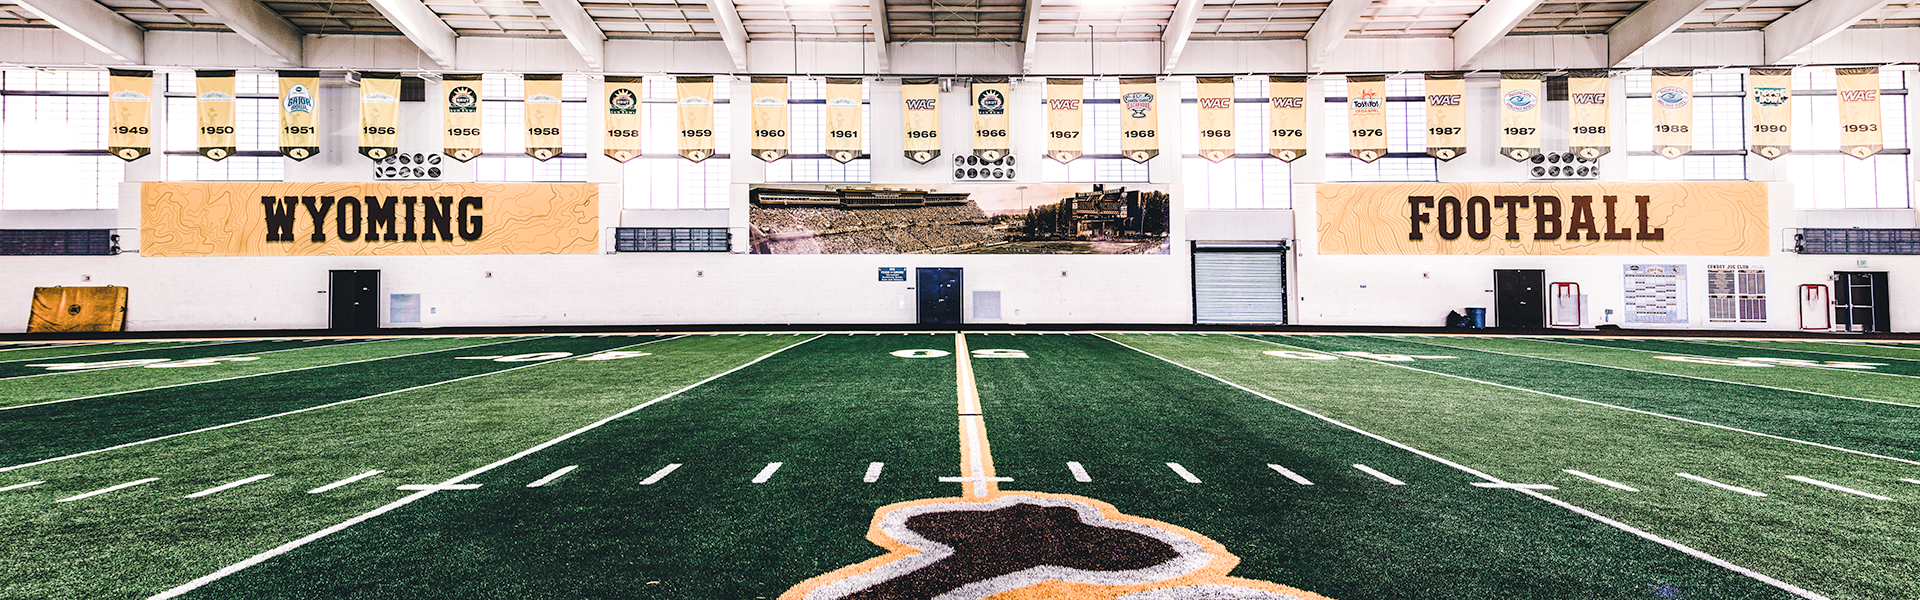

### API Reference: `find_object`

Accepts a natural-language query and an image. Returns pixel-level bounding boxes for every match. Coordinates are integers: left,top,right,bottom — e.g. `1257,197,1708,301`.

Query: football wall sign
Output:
442,73,483,162
108,69,154,162
195,70,236,161
278,71,319,161
604,76,643,163
1316,182,1768,256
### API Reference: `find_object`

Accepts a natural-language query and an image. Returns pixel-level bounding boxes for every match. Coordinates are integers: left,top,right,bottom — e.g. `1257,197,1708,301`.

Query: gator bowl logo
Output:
1503,89,1537,112
448,86,478,113
977,89,1005,116
1654,86,1689,109
1123,92,1154,118
608,88,637,115
284,85,314,114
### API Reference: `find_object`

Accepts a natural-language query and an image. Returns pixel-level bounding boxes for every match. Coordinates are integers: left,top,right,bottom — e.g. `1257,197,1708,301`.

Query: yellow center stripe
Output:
954,333,1000,498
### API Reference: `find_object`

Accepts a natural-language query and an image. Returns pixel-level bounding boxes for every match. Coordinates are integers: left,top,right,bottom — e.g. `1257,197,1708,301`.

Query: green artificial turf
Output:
1702,340,1920,363
0,338,364,380
0,341,214,364
1552,338,1920,378
0,334,805,600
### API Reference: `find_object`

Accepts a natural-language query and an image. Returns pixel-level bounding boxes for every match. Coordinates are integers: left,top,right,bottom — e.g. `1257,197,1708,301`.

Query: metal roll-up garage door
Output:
1193,241,1289,324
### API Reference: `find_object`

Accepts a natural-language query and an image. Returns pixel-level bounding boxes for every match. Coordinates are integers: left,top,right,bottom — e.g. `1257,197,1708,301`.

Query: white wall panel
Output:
146,31,283,68
0,27,120,65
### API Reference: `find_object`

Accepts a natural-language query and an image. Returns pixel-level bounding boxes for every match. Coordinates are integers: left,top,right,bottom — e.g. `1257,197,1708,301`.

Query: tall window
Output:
1181,76,1290,208
1624,70,1746,181
165,71,281,182
0,69,124,209
1044,78,1150,184
1788,69,1911,209
478,74,587,182
1322,76,1437,182
765,77,870,183
625,76,731,209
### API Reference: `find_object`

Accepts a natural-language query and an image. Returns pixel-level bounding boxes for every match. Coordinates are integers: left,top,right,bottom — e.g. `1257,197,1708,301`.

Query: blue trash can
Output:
1465,307,1486,329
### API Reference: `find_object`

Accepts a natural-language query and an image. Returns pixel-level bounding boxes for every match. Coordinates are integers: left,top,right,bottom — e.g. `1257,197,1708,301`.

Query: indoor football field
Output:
1,332,1915,600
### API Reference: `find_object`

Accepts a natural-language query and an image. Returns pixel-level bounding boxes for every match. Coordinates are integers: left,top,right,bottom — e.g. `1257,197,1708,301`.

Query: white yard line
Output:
1096,334,1831,600
1529,338,1920,381
1683,340,1920,364
640,464,684,486
1266,464,1313,485
863,462,884,483
0,342,99,355
0,480,44,492
308,470,383,494
1166,462,1202,483
184,474,274,498
2,337,686,475
526,466,579,488
1902,478,1920,486
1,339,351,381
1471,482,1558,490
1676,473,1768,497
57,477,159,503
1390,337,1920,409
1232,335,1920,468
0,341,217,364
752,462,784,484
1563,469,1640,492
1352,464,1407,485
1068,461,1092,482
1784,476,1893,501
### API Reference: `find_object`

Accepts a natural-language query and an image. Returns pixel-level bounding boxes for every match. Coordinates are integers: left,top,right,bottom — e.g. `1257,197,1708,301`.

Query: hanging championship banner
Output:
750,76,789,162
603,76,642,163
1196,77,1236,163
1500,72,1542,161
1837,67,1882,159
902,78,940,164
1269,76,1306,162
972,76,1010,162
523,74,563,161
441,73,482,163
1119,77,1159,163
677,76,715,162
1425,73,1465,161
1046,78,1083,163
1568,70,1610,160
1651,68,1693,159
1748,68,1791,160
1347,75,1387,163
825,77,863,163
196,70,236,161
108,70,154,162
277,71,319,161
359,72,400,160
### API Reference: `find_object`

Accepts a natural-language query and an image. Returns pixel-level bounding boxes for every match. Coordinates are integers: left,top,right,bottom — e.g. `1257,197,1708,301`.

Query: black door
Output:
916,268,963,326
1494,269,1545,329
1833,271,1891,333
329,270,381,331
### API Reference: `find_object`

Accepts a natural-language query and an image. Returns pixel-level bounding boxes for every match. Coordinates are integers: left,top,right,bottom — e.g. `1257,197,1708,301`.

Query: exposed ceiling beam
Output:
1453,0,1549,68
1022,0,1042,73
705,0,748,70
1304,0,1372,72
1160,0,1202,72
534,0,606,69
1605,0,1714,66
365,0,457,68
871,0,889,74
190,0,304,66
12,0,145,64
1762,0,1886,64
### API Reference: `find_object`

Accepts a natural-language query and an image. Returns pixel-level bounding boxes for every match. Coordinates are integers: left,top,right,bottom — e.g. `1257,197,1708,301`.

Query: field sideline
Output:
0,332,1913,599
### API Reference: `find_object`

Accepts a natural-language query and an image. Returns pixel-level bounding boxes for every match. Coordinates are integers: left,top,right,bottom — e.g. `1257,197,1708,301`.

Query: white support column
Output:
12,0,145,64
1021,0,1043,73
190,0,304,67
1161,0,1202,72
365,0,459,68
1606,0,1714,66
706,0,749,71
1453,0,1549,69
1762,0,1887,64
871,0,890,74
535,0,607,69
1305,0,1371,72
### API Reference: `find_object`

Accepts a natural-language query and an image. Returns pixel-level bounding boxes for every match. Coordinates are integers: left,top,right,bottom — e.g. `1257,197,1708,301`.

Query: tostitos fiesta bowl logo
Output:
1503,89,1537,112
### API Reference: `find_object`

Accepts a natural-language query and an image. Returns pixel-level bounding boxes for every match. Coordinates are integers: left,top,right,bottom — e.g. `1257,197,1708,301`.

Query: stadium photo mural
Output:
749,183,1171,254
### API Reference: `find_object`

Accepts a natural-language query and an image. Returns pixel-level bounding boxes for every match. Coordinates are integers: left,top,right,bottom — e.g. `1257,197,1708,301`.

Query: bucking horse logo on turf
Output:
782,492,1331,600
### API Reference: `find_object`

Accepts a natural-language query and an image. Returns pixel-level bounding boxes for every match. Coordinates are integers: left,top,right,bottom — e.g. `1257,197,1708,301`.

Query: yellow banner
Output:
825,77,863,163
751,76,789,162
108,69,153,161
678,76,715,162
1196,77,1235,163
1268,76,1306,162
1837,67,1882,159
972,77,1010,161
603,76,642,162
1425,73,1465,161
1568,71,1610,160
196,70,236,161
1499,72,1542,161
524,74,563,161
29,286,126,333
1046,78,1082,163
1119,77,1158,163
1749,68,1791,160
278,71,319,161
1652,68,1692,159
1316,182,1768,256
1347,76,1387,163
902,78,940,164
142,182,598,257
442,74,482,162
359,72,400,160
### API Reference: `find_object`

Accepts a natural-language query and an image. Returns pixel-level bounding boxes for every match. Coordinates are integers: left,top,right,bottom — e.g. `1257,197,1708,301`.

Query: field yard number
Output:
578,351,652,361
455,351,652,362
1264,350,1337,360
1656,356,1886,370
891,349,951,358
972,349,1028,359
145,356,261,368
888,349,1028,358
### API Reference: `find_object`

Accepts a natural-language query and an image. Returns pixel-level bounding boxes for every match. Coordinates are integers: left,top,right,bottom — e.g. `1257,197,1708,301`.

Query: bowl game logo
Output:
284,85,314,114
1752,87,1787,107
1349,90,1382,112
1503,89,1537,112
1123,92,1154,118
447,86,478,113
782,493,1329,600
680,95,712,107
977,89,1005,115
608,88,637,115
197,90,234,102
1654,86,1689,109
111,89,150,102
755,95,784,107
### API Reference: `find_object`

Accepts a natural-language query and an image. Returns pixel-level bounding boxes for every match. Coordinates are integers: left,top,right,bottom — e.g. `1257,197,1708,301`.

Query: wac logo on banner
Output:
1840,89,1879,102
1198,97,1232,110
1571,93,1606,105
1428,94,1461,106
1048,98,1081,110
905,98,937,111
1271,97,1303,109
